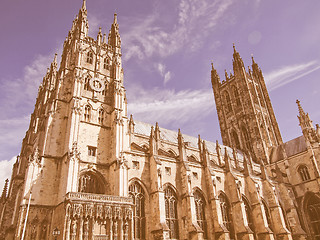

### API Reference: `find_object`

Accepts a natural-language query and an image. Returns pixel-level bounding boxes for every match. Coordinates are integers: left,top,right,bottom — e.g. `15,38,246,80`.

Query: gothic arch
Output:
232,85,241,106
218,192,235,238
223,90,232,113
261,199,273,231
302,192,320,239
194,189,208,238
297,164,311,181
128,178,149,196
164,185,179,239
163,182,179,199
242,195,255,232
129,181,147,240
193,187,208,204
231,129,241,150
188,154,199,162
78,169,106,194
166,148,177,157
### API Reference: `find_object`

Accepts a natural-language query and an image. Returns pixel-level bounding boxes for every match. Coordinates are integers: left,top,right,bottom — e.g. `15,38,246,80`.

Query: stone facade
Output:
0,1,319,240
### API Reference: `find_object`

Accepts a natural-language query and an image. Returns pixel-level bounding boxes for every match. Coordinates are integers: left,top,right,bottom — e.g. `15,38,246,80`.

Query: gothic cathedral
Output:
0,1,320,240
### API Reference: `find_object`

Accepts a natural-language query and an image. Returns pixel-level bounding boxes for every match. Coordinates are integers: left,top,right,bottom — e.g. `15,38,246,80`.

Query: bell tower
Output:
211,45,282,163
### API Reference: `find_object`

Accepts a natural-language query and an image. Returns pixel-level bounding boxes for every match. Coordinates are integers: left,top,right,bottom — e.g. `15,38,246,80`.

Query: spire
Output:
296,99,318,144
82,0,87,10
211,62,220,87
155,122,160,141
232,44,244,71
97,27,102,45
1,179,9,201
108,13,121,49
224,148,231,171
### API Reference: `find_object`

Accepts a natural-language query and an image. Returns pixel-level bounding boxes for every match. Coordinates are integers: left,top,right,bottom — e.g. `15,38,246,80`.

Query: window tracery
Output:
243,196,254,232
129,182,146,239
84,105,91,122
98,109,104,125
165,186,179,239
298,165,311,181
194,191,207,238
306,194,320,239
86,51,93,64
78,172,104,194
219,193,234,239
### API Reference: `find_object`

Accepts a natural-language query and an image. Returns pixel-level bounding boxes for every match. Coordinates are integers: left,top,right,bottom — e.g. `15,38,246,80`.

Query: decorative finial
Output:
114,13,117,23
82,0,87,10
233,43,236,52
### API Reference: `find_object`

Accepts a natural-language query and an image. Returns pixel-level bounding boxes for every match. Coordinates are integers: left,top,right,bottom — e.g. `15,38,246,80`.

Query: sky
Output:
0,0,320,189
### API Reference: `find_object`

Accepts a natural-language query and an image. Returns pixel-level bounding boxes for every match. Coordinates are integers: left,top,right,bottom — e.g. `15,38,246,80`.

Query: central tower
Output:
211,46,282,163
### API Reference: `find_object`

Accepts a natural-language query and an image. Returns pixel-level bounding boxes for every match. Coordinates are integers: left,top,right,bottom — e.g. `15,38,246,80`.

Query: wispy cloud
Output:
155,63,172,85
264,61,320,91
127,86,214,126
122,0,233,61
0,156,17,192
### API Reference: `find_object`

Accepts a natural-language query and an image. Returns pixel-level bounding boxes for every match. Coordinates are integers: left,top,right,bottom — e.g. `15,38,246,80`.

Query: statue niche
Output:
78,172,105,194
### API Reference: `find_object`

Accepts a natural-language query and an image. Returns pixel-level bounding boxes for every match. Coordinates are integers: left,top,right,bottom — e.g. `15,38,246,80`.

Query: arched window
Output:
306,194,320,239
280,204,290,231
84,105,91,122
86,51,93,64
103,58,109,70
262,200,273,231
98,109,104,125
231,130,240,150
165,186,179,239
242,126,251,151
129,182,146,240
243,196,254,232
298,165,311,181
224,91,232,113
194,190,207,238
232,86,241,107
84,77,90,91
219,193,234,239
78,172,104,194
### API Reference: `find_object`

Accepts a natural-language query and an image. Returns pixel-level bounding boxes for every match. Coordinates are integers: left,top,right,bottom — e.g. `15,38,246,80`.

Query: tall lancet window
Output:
194,190,207,238
224,91,232,113
219,193,235,239
84,105,91,122
298,165,311,181
243,196,254,232
232,86,241,107
103,58,110,70
86,51,93,64
84,77,90,91
165,186,179,239
129,182,146,239
262,200,273,231
98,109,104,125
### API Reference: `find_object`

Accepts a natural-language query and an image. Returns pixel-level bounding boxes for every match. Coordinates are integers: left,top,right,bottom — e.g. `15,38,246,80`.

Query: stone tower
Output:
0,1,132,239
211,45,283,163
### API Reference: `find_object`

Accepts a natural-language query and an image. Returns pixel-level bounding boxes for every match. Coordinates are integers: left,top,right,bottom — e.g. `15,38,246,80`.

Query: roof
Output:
269,135,307,163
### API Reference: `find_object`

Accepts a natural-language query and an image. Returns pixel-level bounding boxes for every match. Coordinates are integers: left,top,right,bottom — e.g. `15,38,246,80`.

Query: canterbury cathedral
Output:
1,1,320,240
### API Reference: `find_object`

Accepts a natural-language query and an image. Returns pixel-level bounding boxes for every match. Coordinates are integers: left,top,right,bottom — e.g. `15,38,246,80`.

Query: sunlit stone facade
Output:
0,1,319,240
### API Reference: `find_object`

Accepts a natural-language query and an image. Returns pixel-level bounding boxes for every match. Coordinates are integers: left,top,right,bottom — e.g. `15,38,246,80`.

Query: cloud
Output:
127,86,215,126
0,156,17,192
264,61,320,91
122,0,233,61
155,63,172,85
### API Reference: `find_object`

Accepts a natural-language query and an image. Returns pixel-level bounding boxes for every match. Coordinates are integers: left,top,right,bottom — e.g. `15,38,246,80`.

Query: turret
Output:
108,13,121,49
232,44,245,76
296,99,318,145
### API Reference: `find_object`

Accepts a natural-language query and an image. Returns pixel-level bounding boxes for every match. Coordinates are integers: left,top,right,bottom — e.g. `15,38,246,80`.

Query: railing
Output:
93,235,109,240
66,192,133,204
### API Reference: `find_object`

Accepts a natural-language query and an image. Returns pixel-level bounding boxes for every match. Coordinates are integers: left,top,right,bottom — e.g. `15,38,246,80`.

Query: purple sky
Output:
0,0,320,187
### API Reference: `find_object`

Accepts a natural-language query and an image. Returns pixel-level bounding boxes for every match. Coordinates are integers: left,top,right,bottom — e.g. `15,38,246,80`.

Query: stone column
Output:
109,219,113,240
65,217,71,240
79,217,83,240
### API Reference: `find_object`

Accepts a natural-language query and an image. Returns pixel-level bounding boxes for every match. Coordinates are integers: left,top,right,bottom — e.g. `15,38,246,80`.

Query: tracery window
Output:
262,200,273,231
194,190,207,238
98,109,104,125
232,86,241,107
103,58,110,70
129,182,146,240
306,194,320,239
231,130,240,150
243,196,254,232
219,193,235,239
224,91,232,113
242,126,251,151
298,165,311,181
78,172,104,194
165,186,179,239
84,77,90,91
87,51,93,64
84,105,91,122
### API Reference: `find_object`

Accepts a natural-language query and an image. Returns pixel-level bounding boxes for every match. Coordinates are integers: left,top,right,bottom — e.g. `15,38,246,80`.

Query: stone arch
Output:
193,188,208,238
129,177,149,196
166,148,177,157
78,169,106,194
302,192,320,238
218,192,235,238
231,129,241,150
223,90,232,113
297,164,311,182
164,185,179,239
242,195,255,232
188,154,199,162
261,198,273,231
232,85,241,107
128,180,147,240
